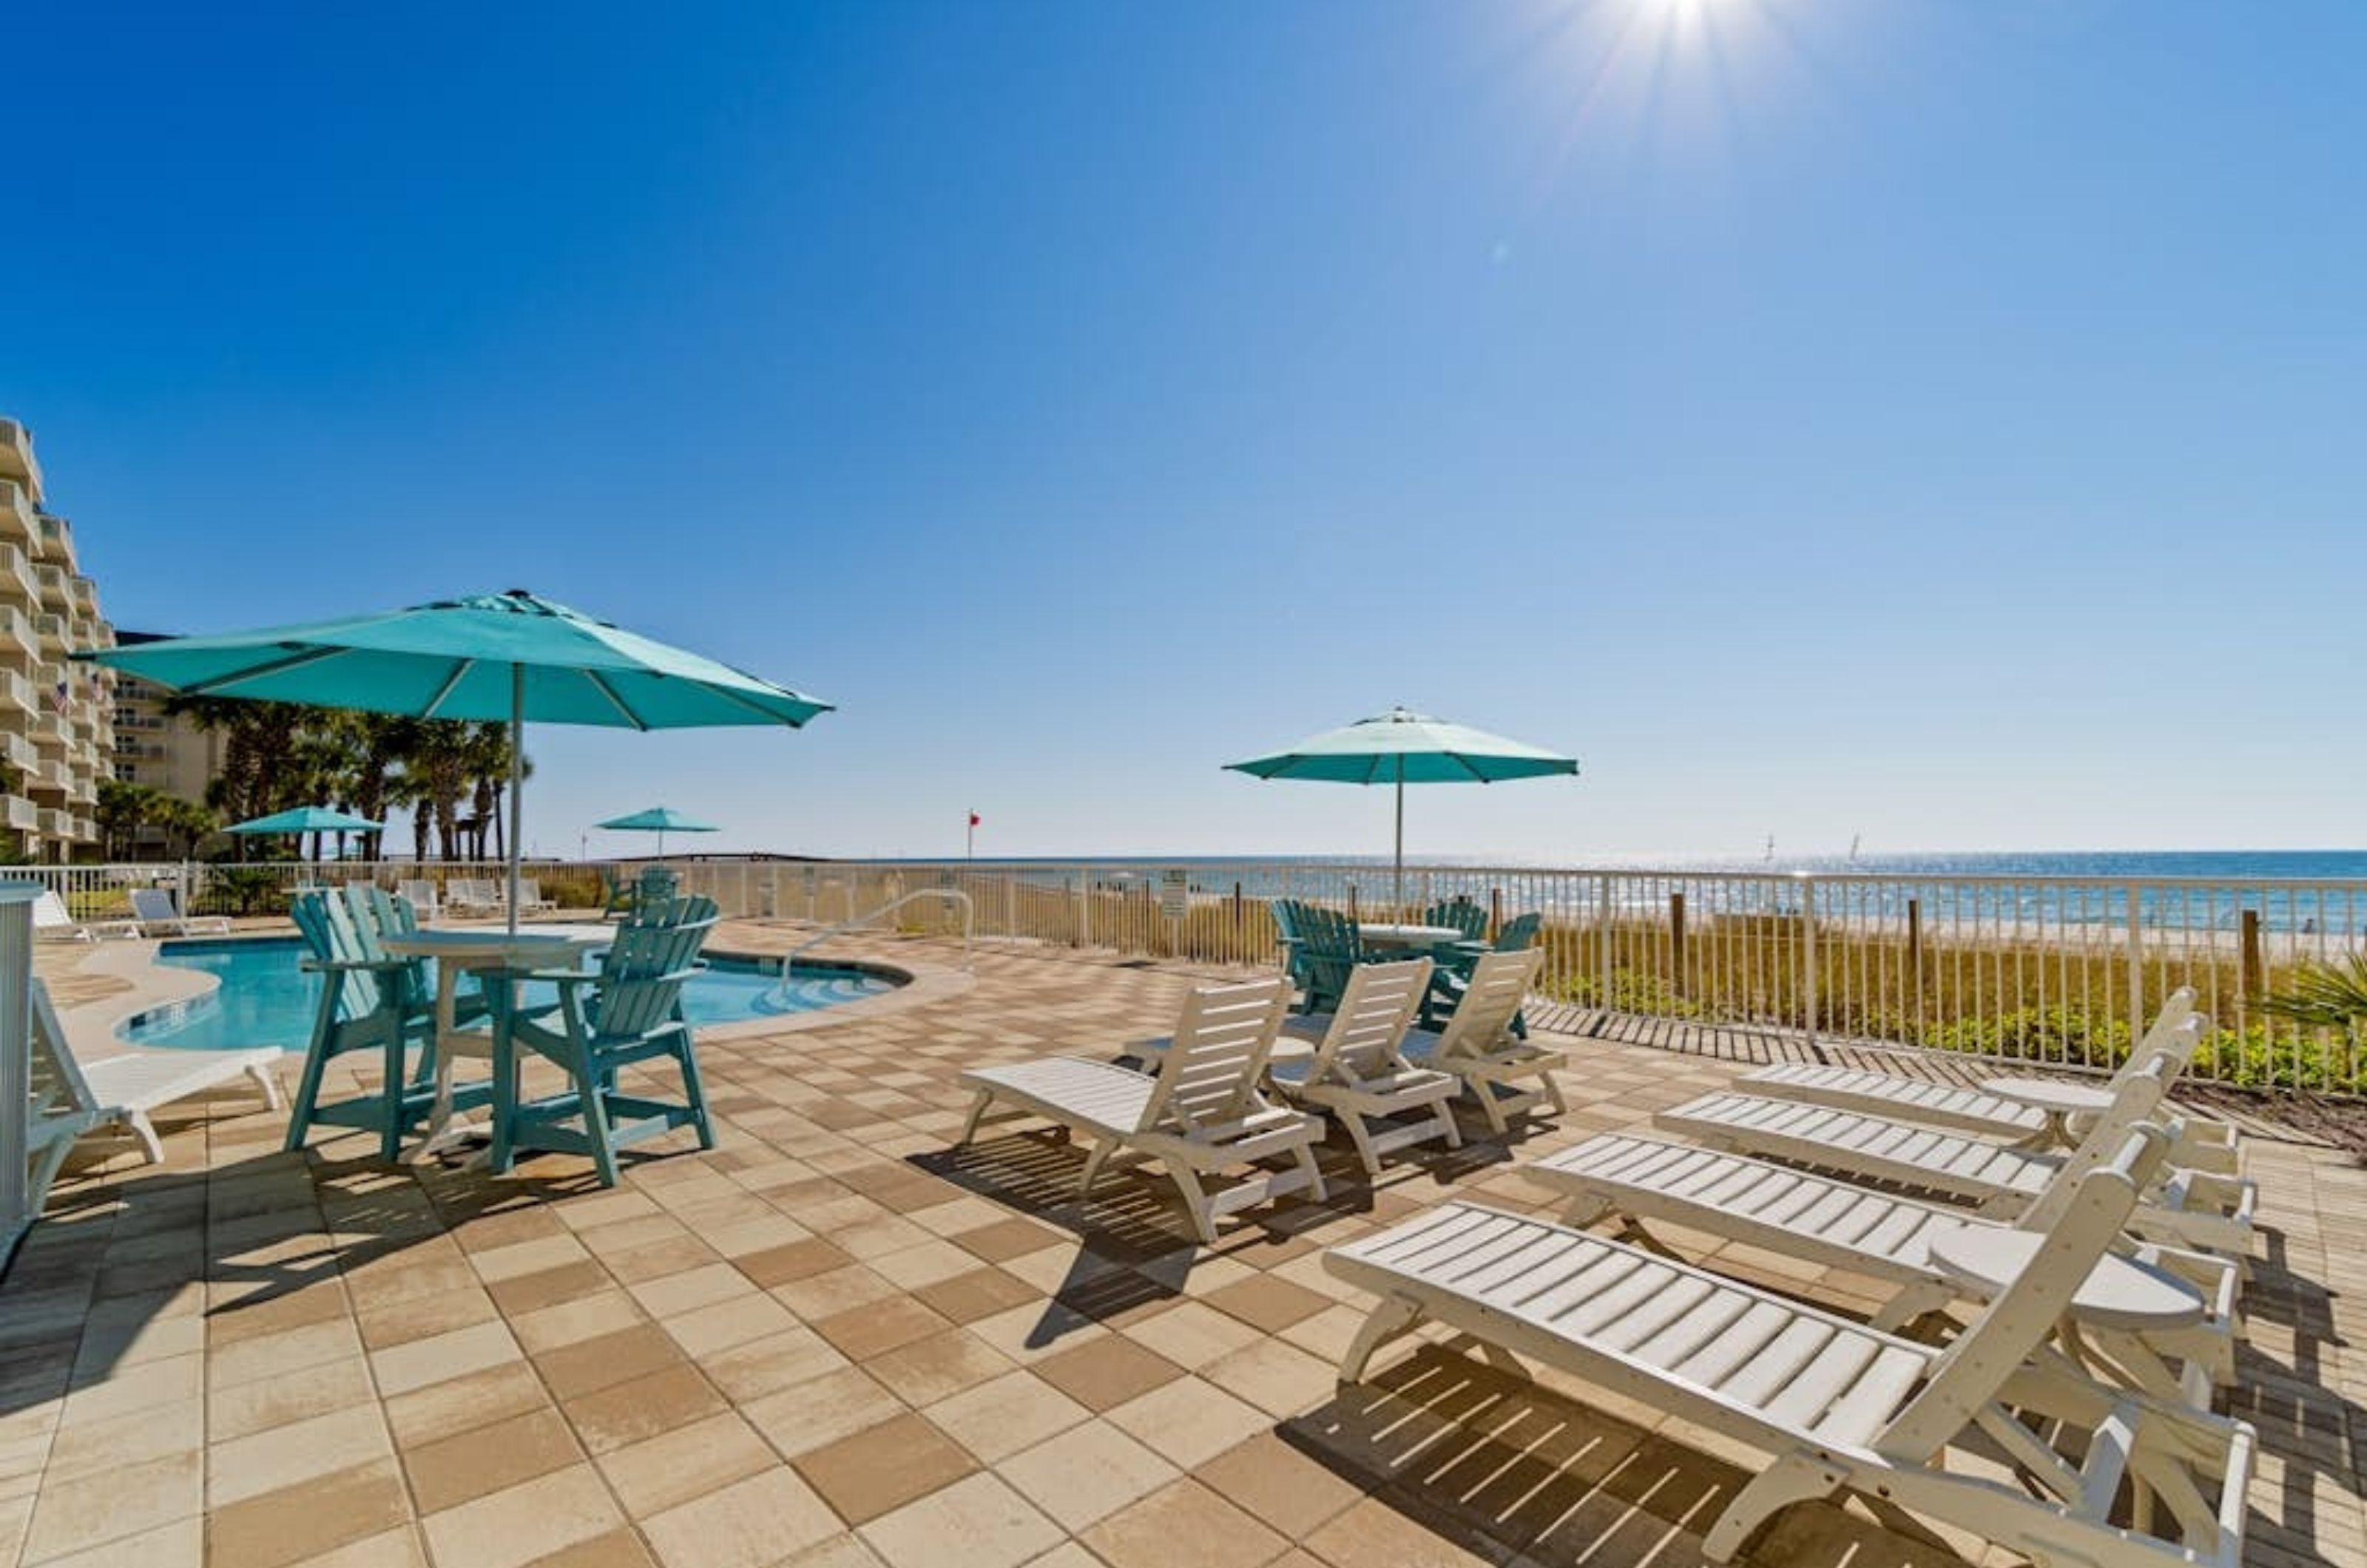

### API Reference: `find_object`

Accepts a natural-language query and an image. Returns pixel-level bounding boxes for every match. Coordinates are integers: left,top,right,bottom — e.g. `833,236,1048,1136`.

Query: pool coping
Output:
51,924,972,1063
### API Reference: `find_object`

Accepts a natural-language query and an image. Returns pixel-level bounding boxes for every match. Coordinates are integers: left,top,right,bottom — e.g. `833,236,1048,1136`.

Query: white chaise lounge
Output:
1654,1036,2257,1257
1532,1047,2238,1406
956,976,1323,1243
129,887,232,937
1269,957,1462,1175
1326,1125,2253,1568
32,979,282,1165
1396,948,1558,1133
33,889,136,942
1735,989,2241,1175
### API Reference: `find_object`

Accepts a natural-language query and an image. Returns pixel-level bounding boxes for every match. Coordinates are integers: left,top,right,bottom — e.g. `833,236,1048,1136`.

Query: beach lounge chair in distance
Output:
1268,957,1465,1175
1397,947,1558,1133
128,887,232,937
1325,1123,2254,1567
32,888,135,942
956,975,1323,1243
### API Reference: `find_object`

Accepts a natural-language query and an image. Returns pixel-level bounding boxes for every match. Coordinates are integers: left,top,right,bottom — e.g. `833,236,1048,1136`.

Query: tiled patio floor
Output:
4,926,2360,1567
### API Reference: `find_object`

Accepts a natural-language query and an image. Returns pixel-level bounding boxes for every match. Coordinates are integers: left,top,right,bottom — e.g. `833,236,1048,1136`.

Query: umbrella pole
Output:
1394,760,1405,913
507,665,524,936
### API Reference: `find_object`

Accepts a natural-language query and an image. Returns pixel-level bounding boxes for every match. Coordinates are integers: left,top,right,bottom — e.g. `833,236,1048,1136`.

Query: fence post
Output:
1668,891,1686,996
1077,870,1090,949
1906,896,1923,1044
2238,909,2262,1002
1004,873,1016,938
1800,875,1819,1047
1596,874,1613,1021
2124,881,2144,1044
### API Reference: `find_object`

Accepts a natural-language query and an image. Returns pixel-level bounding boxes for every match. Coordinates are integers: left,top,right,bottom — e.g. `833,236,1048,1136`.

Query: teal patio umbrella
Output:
597,806,719,859
80,590,831,932
1225,706,1578,905
226,805,387,862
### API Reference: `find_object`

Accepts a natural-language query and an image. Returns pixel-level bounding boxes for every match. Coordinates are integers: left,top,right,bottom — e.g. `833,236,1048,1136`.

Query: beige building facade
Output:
0,416,115,860
109,632,224,854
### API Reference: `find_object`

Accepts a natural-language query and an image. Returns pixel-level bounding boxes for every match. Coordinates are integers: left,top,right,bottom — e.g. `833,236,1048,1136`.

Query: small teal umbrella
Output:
1225,706,1578,905
597,806,720,859
81,590,830,931
226,806,387,836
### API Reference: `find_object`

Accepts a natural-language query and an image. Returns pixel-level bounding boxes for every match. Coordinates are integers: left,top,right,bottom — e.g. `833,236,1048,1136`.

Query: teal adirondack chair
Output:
490,894,720,1186
1280,900,1368,1016
598,869,636,920
285,888,445,1160
1422,898,1489,942
1424,911,1543,1035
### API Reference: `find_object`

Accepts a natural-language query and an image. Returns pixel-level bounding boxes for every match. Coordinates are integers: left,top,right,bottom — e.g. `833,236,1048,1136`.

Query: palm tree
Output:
96,779,162,860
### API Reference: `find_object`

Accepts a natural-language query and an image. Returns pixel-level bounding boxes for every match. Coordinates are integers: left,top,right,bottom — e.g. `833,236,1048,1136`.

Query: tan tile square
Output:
865,1329,1013,1407
1083,1479,1289,1568
206,1458,411,1568
43,1395,202,1484
282,1524,429,1567
1202,1275,1332,1335
867,1239,983,1291
952,1217,1064,1265
1033,1336,1185,1413
1121,1300,1264,1370
1302,1495,1496,1567
1198,1433,1365,1540
641,1467,843,1568
419,1462,621,1568
999,1420,1178,1531
733,1239,854,1288
64,1352,201,1425
910,1267,1040,1326
510,1291,647,1355
629,1263,754,1319
702,1327,849,1402
922,1371,1091,1464
486,1260,614,1317
597,1412,776,1518
564,1363,728,1455
1201,1337,1338,1419
534,1323,683,1400
369,1319,521,1399
209,1402,392,1507
742,1367,904,1459
859,1472,1064,1568
384,1361,551,1450
520,1529,658,1568
22,1450,200,1563
30,1514,203,1567
810,1296,950,1360
204,1281,352,1347
1106,1377,1273,1469
209,1354,377,1443
963,1301,1110,1367
660,1292,801,1359
402,1407,584,1514
791,1412,978,1525
771,1265,902,1324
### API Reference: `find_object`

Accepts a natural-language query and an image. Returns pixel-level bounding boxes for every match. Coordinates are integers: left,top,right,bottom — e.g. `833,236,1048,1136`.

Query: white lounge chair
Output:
513,876,557,916
1326,1126,2253,1568
397,879,439,922
1268,958,1464,1175
128,887,232,937
1735,990,2241,1175
1533,1056,2238,1407
1396,947,1558,1133
444,878,499,916
1654,1026,2257,1257
32,888,136,942
956,976,1324,1243
30,979,282,1166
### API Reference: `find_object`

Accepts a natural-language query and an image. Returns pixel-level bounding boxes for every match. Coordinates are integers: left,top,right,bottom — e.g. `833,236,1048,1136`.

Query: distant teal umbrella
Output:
1225,706,1579,905
226,805,387,864
79,590,831,931
597,806,720,859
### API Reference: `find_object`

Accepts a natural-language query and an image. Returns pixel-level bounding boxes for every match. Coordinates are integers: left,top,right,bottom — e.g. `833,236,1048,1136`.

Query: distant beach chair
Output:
1399,947,1559,1133
396,878,439,922
512,876,557,916
129,887,232,937
1269,957,1462,1175
444,878,499,916
33,889,135,942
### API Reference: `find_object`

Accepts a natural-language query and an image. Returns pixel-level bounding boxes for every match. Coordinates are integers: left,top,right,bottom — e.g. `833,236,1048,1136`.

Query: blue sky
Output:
10,1,2364,860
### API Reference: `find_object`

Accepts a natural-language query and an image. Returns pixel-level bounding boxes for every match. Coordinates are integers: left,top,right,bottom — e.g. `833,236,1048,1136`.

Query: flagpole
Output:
966,811,974,861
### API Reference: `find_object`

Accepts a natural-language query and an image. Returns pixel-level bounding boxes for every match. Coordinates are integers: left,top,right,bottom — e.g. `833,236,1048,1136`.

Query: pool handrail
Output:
783,888,972,981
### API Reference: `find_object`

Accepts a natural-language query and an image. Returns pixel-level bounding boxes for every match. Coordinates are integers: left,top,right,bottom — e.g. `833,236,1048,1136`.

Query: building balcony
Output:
0,480,33,549
0,543,34,604
70,575,96,614
34,564,69,608
0,669,33,716
0,795,36,834
31,611,64,655
25,757,66,798
64,773,95,807
37,807,74,839
0,731,35,774
32,513,74,569
0,607,36,659
0,419,36,495
33,712,76,749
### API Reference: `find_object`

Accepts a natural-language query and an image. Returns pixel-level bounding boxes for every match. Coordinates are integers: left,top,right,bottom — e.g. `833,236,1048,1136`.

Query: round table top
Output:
385,928,604,963
1359,923,1466,947
1983,1075,2116,1114
1925,1223,2207,1330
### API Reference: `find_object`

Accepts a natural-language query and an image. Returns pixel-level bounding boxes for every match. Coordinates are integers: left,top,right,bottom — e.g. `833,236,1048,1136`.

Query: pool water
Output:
119,938,897,1053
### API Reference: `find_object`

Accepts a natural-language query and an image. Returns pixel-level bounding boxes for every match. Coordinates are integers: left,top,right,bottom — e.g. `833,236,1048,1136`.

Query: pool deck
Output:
4,922,2362,1568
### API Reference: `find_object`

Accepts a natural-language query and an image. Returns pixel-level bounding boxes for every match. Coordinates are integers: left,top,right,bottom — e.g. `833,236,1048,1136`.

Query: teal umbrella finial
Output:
1225,708,1578,905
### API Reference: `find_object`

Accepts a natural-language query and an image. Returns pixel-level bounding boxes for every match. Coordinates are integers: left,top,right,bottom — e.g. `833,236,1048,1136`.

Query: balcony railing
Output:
0,797,35,833
0,544,32,601
0,482,31,547
31,514,72,568
0,671,31,716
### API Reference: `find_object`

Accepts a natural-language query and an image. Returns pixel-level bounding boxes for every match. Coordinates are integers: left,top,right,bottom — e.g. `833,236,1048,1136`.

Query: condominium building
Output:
0,416,115,861
109,631,224,855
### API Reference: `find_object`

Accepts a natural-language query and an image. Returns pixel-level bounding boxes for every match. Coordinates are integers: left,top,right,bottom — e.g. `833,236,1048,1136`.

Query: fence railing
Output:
24,857,2367,1095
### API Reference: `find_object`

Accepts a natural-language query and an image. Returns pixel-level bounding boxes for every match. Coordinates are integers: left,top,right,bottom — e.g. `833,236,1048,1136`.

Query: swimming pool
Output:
117,937,898,1052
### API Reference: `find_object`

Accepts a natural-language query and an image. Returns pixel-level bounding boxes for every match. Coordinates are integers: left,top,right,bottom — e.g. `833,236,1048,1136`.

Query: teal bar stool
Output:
488,894,720,1186
283,888,440,1160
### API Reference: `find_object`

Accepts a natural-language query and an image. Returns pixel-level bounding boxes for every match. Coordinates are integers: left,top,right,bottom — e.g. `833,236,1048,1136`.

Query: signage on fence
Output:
1159,868,1190,922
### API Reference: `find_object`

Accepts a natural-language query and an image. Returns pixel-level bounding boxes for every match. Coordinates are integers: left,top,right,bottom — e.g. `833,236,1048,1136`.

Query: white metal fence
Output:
26,858,2367,1095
